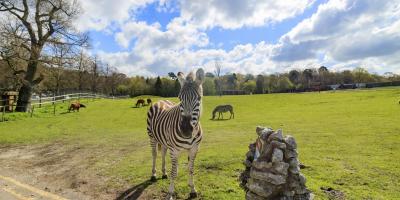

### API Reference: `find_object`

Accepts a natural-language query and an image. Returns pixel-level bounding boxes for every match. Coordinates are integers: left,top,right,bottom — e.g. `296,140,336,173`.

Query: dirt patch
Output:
0,142,119,200
321,186,345,200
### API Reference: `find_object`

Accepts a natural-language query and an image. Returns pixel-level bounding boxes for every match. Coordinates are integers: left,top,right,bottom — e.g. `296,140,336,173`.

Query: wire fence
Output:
0,93,129,122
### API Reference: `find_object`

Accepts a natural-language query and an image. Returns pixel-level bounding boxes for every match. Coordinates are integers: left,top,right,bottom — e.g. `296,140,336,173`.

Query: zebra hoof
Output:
189,192,198,198
166,193,175,200
162,175,168,179
150,176,157,182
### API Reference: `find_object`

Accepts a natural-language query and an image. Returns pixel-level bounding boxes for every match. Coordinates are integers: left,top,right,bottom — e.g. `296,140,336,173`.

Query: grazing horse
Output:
212,104,234,120
147,98,152,106
68,102,86,112
146,69,205,199
136,99,145,107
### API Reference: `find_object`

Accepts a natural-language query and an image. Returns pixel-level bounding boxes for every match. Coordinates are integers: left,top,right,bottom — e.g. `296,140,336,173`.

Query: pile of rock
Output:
239,126,312,200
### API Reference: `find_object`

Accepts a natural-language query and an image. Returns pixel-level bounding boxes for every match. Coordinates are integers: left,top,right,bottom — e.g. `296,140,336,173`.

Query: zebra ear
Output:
177,72,185,86
195,68,205,85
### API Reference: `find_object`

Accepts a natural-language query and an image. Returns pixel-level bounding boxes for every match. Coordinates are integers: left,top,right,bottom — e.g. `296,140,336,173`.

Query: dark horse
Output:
136,99,145,107
147,98,152,106
68,102,86,112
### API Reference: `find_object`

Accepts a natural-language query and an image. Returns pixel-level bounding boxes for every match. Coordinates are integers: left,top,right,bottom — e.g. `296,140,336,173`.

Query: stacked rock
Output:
239,126,312,200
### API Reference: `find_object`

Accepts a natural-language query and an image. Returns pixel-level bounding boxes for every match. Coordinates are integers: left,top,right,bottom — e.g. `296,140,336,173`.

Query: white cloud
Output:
115,19,208,50
269,0,400,73
75,0,155,31
178,0,315,29
90,0,400,76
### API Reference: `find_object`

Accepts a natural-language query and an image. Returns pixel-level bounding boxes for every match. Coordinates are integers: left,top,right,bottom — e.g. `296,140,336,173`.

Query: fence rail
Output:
0,92,124,122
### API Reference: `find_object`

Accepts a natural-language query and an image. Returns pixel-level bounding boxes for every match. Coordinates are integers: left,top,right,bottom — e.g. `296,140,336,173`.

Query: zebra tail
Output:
157,143,162,151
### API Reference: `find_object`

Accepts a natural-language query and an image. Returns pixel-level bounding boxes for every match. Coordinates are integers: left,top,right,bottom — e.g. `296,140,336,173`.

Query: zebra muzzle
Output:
180,115,193,138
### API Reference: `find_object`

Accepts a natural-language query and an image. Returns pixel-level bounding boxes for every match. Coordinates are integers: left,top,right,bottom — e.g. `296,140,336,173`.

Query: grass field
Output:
1,87,400,199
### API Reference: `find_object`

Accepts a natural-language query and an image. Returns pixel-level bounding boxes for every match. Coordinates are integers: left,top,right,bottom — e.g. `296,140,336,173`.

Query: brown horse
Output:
136,99,145,107
68,102,86,112
147,98,152,106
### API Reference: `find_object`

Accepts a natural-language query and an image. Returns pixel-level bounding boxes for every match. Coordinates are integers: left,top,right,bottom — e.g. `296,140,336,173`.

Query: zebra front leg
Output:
161,145,168,179
167,150,179,200
188,146,199,198
150,139,157,181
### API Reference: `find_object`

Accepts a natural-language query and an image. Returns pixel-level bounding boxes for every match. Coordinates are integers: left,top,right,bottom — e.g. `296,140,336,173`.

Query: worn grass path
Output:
0,87,399,199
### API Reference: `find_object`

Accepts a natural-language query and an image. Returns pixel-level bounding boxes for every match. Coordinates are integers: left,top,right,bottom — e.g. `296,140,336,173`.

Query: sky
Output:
74,0,400,76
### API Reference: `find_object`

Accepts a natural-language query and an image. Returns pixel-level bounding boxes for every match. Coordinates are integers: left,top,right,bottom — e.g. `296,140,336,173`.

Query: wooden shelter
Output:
1,91,18,112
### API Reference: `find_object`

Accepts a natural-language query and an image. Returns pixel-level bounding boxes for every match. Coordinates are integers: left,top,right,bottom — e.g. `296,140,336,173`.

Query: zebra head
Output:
177,68,205,138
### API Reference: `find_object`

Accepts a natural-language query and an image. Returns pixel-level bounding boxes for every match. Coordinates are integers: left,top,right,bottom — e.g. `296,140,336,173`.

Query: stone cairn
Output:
239,126,312,200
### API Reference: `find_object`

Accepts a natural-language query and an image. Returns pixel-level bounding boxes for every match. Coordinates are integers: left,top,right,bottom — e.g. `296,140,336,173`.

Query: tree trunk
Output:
15,84,33,112
15,46,42,112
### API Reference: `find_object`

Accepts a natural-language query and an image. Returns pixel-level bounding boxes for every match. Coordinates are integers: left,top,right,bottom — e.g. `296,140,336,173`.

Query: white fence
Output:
0,92,125,121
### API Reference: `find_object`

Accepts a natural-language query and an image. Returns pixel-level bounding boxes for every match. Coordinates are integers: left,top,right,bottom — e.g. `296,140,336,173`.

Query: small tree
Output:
203,77,216,96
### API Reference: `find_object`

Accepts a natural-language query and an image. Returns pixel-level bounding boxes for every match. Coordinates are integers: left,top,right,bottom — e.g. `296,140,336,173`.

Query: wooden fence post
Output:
52,94,55,105
31,105,35,118
39,93,42,108
53,103,56,115
2,106,5,122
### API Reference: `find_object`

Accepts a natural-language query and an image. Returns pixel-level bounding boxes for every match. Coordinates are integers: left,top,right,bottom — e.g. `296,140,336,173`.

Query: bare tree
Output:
214,60,222,96
75,49,89,91
0,0,88,111
90,56,100,93
46,42,74,95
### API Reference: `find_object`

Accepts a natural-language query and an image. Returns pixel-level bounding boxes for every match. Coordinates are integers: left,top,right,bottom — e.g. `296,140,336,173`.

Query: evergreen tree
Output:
174,79,181,96
155,76,162,96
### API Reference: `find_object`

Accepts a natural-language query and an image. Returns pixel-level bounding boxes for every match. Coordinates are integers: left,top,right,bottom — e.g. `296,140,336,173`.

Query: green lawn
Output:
1,87,400,199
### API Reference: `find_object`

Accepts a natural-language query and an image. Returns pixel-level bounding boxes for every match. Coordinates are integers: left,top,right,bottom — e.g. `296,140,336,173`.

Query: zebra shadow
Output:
116,179,154,200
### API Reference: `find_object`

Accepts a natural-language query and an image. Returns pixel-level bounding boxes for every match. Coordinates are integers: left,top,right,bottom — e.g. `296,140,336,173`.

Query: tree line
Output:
2,59,400,98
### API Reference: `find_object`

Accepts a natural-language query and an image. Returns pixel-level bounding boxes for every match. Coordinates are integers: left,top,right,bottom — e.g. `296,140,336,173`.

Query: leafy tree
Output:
154,76,162,96
255,75,265,94
277,76,294,92
245,74,255,81
203,77,216,95
242,80,256,94
266,74,278,93
288,70,300,85
227,73,238,90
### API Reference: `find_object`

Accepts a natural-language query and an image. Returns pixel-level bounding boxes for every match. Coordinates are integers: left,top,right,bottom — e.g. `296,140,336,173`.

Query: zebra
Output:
212,104,234,120
146,68,205,199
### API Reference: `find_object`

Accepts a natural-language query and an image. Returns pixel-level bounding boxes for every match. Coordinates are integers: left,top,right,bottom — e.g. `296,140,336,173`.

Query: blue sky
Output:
77,0,400,76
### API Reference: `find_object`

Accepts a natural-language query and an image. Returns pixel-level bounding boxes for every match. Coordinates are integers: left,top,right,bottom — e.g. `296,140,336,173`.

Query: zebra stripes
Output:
146,69,205,199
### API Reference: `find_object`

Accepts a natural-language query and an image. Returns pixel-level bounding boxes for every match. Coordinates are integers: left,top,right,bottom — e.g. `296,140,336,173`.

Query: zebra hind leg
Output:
150,139,157,181
188,146,199,198
161,145,168,179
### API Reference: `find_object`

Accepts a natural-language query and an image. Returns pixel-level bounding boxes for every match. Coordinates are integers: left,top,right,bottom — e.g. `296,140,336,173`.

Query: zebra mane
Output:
180,81,203,97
